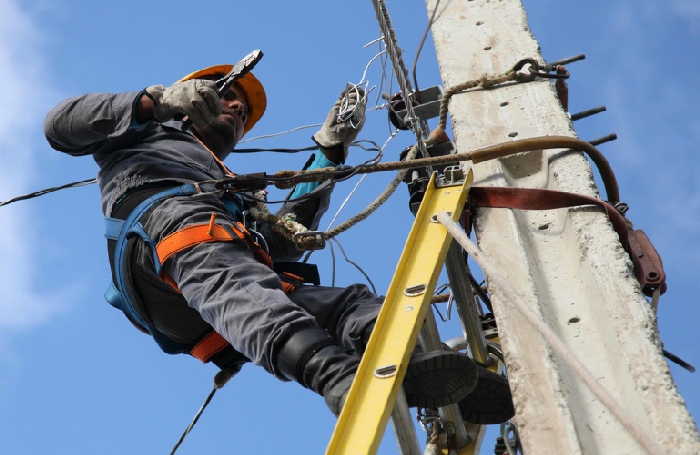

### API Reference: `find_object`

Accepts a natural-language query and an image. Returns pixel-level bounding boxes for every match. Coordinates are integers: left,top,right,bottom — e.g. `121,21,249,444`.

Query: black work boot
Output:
275,327,359,416
403,350,479,409
275,327,479,416
458,365,515,424
357,323,510,415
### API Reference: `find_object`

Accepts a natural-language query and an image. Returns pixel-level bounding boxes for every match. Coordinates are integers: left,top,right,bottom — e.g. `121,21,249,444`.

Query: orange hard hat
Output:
178,64,266,134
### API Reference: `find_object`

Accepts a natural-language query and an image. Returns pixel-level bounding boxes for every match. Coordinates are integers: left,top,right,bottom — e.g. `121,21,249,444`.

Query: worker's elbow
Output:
43,97,102,156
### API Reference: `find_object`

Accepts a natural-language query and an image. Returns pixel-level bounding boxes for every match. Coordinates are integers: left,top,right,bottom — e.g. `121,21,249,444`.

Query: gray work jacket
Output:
44,90,333,261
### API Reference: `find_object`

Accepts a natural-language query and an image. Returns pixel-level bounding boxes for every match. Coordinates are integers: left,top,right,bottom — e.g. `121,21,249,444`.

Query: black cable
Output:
231,145,319,154
329,239,337,287
239,191,319,205
376,41,389,107
0,138,386,210
411,0,442,94
331,239,377,294
432,300,449,322
0,177,97,208
169,386,219,455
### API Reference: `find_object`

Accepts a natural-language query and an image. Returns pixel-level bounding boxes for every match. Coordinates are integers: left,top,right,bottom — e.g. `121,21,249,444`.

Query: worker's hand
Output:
313,85,366,163
145,80,221,127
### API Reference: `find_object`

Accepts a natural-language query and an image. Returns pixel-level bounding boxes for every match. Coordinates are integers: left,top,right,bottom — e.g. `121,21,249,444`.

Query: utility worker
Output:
44,53,513,421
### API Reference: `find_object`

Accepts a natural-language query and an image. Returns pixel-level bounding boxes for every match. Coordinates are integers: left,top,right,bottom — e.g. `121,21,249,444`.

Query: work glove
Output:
145,79,221,127
313,85,366,161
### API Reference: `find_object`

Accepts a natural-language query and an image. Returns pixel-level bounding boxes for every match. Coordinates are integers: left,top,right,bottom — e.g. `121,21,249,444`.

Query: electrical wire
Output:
329,238,337,287
432,283,452,322
240,190,318,205
232,145,318,154
331,238,377,294
302,130,399,266
325,130,398,227
371,0,427,156
0,177,96,208
326,175,369,228
363,35,385,48
1,137,384,210
411,0,442,93
238,123,322,144
169,385,219,455
336,49,385,129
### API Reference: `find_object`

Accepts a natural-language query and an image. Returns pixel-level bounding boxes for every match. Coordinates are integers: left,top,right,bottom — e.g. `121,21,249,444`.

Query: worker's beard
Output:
194,114,243,158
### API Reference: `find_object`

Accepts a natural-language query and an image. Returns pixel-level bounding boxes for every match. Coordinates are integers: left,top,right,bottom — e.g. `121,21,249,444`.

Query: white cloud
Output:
0,0,72,330
670,0,700,20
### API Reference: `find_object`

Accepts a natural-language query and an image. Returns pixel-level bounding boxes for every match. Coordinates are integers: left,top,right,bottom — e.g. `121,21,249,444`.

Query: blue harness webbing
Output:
104,184,201,354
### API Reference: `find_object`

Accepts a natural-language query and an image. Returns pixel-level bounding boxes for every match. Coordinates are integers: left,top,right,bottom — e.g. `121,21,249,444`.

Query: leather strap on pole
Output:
469,186,666,296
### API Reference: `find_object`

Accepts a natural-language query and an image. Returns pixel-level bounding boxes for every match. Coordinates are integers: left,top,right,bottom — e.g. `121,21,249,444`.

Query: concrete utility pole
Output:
426,1,699,454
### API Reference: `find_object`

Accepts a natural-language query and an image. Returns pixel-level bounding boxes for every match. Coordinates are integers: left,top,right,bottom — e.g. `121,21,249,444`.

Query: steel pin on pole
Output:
571,106,607,121
589,133,618,146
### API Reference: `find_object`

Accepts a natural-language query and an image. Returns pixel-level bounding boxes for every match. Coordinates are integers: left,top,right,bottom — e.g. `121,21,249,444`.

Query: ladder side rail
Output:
325,173,472,455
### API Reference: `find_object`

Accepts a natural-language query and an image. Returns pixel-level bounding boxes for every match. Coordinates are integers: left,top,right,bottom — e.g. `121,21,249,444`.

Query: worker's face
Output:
194,82,248,152
219,83,248,141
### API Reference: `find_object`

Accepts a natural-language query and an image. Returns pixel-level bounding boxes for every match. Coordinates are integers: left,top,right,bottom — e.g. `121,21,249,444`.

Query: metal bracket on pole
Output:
389,86,444,130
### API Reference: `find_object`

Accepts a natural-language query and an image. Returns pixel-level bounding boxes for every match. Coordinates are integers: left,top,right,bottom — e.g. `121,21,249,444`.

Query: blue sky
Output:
0,1,697,453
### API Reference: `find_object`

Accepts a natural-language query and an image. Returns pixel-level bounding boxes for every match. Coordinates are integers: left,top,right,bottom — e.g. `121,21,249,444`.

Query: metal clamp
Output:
437,166,465,187
511,57,575,82
388,85,444,130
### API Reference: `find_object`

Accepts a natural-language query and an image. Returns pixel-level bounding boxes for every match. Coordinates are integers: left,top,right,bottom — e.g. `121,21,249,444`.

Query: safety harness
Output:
104,182,318,367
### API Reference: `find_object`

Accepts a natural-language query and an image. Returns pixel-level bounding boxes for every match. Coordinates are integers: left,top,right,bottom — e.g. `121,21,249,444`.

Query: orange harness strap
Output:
190,332,230,363
156,214,247,265
153,213,298,363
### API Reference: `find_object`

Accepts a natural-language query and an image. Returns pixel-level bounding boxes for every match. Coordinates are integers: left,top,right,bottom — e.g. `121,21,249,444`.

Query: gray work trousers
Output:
135,193,380,378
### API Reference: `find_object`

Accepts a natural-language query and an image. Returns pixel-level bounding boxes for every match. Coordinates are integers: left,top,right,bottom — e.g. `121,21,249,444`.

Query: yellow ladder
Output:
325,170,474,455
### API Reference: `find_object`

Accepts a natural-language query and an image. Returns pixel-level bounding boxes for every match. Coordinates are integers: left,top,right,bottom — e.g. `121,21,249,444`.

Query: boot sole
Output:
403,351,478,409
458,365,515,424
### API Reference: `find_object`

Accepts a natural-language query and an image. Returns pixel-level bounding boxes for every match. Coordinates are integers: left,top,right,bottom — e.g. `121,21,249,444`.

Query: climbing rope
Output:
437,57,571,132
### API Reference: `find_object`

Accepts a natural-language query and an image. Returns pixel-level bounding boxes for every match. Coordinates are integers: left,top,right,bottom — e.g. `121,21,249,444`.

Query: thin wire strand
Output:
326,175,368,228
322,130,411,240
331,238,377,294
325,130,398,230
336,50,386,129
359,50,387,85
239,123,322,144
363,35,385,48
